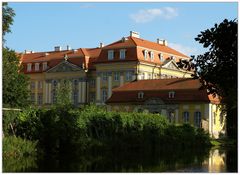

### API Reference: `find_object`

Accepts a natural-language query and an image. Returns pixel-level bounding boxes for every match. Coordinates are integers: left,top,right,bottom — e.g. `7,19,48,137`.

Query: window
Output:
169,91,175,98
27,63,32,72
102,89,108,102
150,51,154,61
148,73,152,79
38,81,42,89
168,111,175,123
52,80,58,104
102,72,107,81
31,81,35,90
114,72,120,81
120,49,126,59
90,79,95,88
126,71,132,81
89,93,95,103
37,93,43,105
144,50,148,60
194,112,201,127
72,91,78,106
108,50,114,60
43,62,48,71
138,91,144,99
183,112,189,123
31,93,35,103
140,73,145,80
159,53,164,62
171,56,176,61
35,63,39,71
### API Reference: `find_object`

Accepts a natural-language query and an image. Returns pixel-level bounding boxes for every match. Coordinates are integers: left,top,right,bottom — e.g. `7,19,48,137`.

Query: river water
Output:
3,147,237,172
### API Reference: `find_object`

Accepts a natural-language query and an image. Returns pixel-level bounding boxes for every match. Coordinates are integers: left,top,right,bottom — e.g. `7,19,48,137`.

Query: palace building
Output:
19,31,225,138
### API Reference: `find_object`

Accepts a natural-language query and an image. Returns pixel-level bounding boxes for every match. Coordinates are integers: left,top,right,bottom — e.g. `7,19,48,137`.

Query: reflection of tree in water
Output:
3,156,37,172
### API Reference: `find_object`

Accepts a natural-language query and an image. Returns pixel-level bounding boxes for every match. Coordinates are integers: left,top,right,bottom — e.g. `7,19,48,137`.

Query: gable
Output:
47,60,83,73
162,60,180,70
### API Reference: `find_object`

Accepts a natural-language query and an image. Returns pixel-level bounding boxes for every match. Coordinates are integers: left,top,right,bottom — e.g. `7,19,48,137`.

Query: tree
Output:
2,3,30,108
3,48,30,107
2,2,15,42
178,19,237,139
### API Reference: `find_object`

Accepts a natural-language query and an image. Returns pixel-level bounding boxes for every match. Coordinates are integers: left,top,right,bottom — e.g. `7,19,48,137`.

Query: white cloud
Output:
169,43,197,56
79,4,94,9
130,7,178,23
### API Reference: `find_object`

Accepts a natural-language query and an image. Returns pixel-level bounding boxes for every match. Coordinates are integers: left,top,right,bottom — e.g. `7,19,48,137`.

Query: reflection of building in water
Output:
202,149,226,172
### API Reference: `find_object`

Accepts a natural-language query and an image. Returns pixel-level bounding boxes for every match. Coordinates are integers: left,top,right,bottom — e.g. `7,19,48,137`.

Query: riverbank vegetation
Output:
3,105,211,157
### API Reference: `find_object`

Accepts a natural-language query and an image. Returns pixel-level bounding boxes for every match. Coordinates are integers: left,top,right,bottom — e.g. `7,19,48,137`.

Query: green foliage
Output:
54,79,73,108
2,2,15,41
194,19,237,139
3,47,30,108
4,105,211,156
3,136,37,172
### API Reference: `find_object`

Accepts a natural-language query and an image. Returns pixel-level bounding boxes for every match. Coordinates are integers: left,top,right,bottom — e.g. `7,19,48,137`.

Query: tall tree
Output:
178,19,237,139
2,3,30,108
2,2,15,42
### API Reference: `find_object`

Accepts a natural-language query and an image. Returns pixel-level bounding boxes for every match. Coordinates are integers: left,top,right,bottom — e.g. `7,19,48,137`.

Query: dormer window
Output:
144,50,148,60
120,49,126,59
43,62,48,71
108,50,114,60
138,91,144,99
169,91,175,98
171,56,176,61
27,63,32,72
150,51,154,61
159,53,164,62
35,63,39,71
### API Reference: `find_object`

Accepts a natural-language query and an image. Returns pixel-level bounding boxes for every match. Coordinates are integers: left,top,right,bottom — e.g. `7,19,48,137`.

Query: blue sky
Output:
5,2,238,56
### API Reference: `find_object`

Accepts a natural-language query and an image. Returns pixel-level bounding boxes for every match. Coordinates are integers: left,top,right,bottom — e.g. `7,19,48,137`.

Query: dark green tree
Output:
178,19,237,139
3,48,30,107
2,3,30,108
2,2,15,42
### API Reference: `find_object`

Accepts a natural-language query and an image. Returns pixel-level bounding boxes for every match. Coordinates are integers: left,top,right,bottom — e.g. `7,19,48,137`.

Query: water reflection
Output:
3,147,237,172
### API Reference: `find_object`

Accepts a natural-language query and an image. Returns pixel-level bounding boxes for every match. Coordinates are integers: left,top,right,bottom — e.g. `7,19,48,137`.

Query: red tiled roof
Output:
94,36,190,64
21,48,101,73
106,78,220,104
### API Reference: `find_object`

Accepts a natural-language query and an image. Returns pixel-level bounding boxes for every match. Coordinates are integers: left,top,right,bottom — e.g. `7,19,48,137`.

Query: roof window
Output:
150,51,154,61
108,50,114,60
42,62,48,71
27,63,32,72
120,49,126,59
35,63,39,71
159,53,164,62
169,91,175,98
144,50,148,60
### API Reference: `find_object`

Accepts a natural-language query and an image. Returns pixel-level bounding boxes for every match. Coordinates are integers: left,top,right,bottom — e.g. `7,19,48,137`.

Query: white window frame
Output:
43,62,48,71
169,91,175,98
38,81,43,89
150,51,154,61
183,111,189,123
35,63,39,71
144,50,148,60
108,50,114,60
31,81,35,90
114,72,120,81
126,71,132,81
102,89,108,102
27,63,32,72
194,111,202,127
120,49,126,59
102,72,108,81
159,53,164,62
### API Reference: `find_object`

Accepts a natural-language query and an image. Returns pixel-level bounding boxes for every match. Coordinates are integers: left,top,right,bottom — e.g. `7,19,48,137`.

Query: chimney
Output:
157,39,168,46
163,40,168,46
66,45,71,51
24,50,32,54
54,46,61,51
73,49,78,53
130,31,140,38
99,43,104,48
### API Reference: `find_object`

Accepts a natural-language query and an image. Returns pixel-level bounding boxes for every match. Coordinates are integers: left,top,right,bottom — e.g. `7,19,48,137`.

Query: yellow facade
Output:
107,103,225,138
